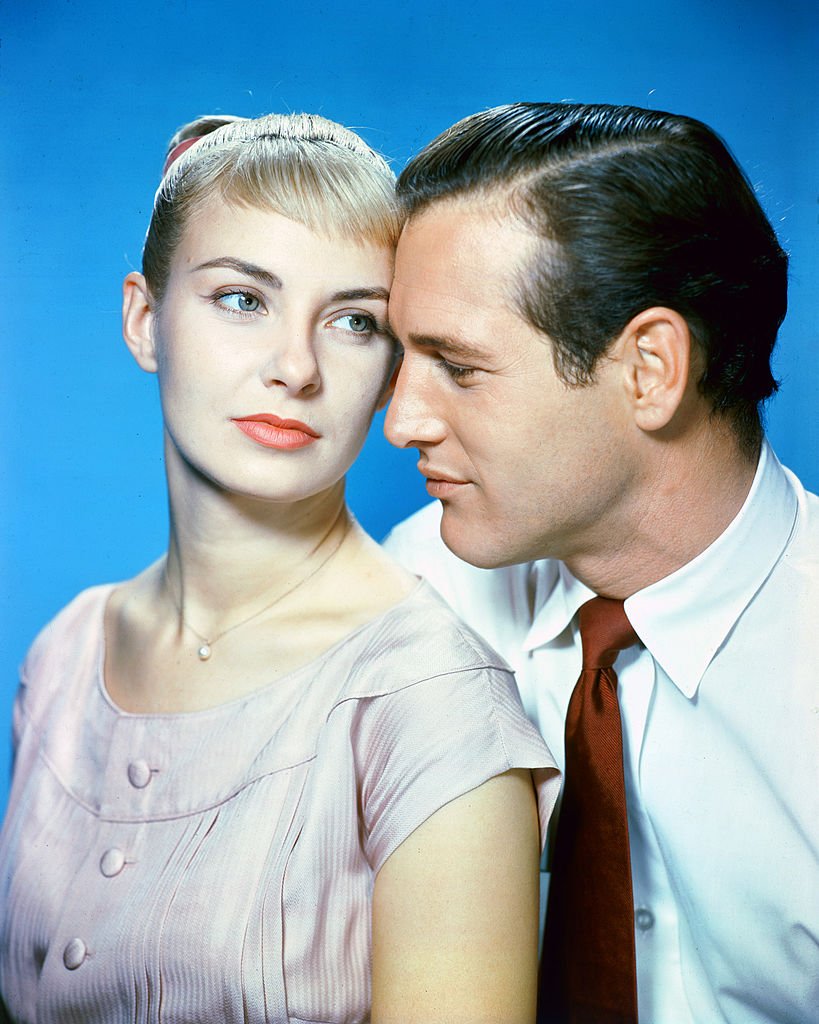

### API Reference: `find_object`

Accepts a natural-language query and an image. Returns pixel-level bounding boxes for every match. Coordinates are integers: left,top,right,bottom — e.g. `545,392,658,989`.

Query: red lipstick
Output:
232,414,320,450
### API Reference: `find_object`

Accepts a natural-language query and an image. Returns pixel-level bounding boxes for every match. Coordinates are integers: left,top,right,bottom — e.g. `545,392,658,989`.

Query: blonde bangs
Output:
214,140,403,249
144,112,401,299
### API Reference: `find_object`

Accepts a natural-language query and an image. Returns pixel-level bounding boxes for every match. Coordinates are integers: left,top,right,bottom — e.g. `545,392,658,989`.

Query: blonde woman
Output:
0,113,559,1023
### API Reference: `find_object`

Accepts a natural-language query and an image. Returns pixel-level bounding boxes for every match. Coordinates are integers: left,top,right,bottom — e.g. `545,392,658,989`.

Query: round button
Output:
63,938,88,970
635,907,655,932
100,848,126,878
127,760,152,788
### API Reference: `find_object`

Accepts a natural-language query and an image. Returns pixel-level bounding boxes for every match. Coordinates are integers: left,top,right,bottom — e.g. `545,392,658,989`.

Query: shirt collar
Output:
521,440,798,698
624,439,798,698
523,559,594,652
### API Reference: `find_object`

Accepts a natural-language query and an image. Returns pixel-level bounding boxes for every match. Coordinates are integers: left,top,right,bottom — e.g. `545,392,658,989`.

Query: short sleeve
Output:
12,638,39,757
11,682,26,756
353,664,559,875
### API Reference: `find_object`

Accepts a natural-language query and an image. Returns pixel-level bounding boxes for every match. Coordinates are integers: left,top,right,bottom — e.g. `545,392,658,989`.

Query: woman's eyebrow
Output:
191,257,283,290
189,263,387,307
328,287,390,304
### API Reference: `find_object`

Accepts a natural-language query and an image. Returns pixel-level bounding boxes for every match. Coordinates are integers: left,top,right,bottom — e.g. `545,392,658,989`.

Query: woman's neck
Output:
163,470,350,636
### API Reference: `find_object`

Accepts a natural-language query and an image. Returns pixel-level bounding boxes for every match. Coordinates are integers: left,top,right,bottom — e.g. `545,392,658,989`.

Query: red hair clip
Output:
162,136,204,176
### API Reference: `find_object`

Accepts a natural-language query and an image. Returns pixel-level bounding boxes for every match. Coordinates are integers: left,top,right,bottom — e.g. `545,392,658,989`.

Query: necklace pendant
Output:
197,643,212,661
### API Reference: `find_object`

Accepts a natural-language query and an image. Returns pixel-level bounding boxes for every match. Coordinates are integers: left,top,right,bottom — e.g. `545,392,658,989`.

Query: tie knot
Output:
578,596,638,669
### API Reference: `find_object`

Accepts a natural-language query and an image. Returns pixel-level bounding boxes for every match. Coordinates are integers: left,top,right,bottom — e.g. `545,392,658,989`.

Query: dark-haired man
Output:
383,104,818,1023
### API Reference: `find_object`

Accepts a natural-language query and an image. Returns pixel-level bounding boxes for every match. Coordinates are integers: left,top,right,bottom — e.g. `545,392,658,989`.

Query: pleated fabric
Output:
0,581,559,1023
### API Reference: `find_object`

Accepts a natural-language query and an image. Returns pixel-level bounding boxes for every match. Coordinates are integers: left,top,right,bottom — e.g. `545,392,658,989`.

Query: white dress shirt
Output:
384,440,819,1024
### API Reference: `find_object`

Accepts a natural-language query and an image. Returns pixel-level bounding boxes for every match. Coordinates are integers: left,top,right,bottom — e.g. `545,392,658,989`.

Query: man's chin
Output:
439,509,522,570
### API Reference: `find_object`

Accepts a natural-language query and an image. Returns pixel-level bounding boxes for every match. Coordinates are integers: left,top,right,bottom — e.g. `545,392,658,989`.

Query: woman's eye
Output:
330,313,376,335
216,291,261,313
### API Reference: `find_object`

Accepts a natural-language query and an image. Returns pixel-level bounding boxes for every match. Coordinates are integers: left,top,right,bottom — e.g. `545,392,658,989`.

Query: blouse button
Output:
63,938,88,970
100,848,126,877
127,759,152,788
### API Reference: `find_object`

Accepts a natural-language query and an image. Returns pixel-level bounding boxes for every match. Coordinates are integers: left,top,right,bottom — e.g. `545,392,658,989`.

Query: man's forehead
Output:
391,200,538,319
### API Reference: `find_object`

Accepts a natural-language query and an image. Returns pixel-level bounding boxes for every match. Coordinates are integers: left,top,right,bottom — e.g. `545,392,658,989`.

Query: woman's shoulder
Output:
323,580,555,770
329,581,559,873
334,578,513,699
20,583,115,695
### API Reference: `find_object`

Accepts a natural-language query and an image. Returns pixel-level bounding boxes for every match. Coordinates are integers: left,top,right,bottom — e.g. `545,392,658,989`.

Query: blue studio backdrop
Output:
1,0,817,810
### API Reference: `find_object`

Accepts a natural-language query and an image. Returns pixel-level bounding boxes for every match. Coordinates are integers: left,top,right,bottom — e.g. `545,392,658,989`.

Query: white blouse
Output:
0,580,558,1023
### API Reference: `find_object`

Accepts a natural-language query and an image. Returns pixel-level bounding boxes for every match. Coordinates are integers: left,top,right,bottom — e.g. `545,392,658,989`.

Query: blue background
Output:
2,0,817,810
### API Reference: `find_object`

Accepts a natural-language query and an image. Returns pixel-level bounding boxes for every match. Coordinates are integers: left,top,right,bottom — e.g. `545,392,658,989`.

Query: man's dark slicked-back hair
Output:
397,102,788,449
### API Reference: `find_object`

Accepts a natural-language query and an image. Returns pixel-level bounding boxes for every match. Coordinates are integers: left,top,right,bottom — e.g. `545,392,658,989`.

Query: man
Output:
383,103,818,1023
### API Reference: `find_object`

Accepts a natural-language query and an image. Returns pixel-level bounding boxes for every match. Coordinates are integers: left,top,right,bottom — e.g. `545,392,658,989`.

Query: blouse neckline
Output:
96,576,426,721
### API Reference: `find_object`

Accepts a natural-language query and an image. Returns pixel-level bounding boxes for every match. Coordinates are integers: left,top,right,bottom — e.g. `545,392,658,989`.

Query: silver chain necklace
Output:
163,522,349,661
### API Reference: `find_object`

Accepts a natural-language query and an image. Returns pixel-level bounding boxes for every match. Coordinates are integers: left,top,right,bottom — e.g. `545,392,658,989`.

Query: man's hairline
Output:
396,185,570,373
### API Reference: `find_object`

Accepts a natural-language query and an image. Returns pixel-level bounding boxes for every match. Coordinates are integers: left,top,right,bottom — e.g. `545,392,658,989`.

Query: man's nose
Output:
384,358,446,449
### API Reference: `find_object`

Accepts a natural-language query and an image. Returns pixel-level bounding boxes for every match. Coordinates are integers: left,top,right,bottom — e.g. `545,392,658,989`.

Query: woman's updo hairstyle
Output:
142,112,401,303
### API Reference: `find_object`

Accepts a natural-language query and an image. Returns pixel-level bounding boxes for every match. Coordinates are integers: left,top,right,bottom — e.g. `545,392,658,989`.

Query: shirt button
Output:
63,938,88,970
127,760,152,788
100,848,126,877
635,907,655,932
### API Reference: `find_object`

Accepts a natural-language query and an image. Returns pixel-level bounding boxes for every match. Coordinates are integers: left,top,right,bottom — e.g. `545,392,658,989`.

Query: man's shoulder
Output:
383,503,560,652
383,502,477,585
786,465,819,511
383,502,529,596
781,466,819,567
383,500,445,557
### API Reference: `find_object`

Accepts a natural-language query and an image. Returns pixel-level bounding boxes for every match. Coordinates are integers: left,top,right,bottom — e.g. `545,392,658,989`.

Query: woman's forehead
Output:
171,200,394,290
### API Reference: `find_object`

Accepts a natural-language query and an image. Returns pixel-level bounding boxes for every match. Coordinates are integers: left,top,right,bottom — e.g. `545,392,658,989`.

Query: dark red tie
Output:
538,597,640,1024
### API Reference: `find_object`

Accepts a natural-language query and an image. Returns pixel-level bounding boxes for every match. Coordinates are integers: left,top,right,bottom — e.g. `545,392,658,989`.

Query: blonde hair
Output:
142,112,401,301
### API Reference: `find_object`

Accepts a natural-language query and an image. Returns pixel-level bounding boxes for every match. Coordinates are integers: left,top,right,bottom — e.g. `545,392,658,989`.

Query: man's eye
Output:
441,359,476,382
330,313,376,334
216,291,261,313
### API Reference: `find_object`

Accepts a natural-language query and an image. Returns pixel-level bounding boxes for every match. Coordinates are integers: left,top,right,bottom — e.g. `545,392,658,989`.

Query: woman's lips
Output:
232,414,320,450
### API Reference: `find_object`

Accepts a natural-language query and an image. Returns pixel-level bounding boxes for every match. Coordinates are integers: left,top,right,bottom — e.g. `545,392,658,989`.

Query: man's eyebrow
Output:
191,257,283,290
406,332,489,361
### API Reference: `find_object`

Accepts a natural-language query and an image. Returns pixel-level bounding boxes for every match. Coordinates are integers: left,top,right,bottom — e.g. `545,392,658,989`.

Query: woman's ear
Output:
617,307,692,432
122,271,159,373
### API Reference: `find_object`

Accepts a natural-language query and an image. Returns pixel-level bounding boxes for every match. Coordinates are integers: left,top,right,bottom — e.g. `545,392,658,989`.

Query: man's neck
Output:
564,426,760,600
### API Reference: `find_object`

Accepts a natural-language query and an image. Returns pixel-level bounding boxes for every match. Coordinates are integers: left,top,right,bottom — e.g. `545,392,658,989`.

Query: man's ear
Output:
617,307,692,432
122,271,159,373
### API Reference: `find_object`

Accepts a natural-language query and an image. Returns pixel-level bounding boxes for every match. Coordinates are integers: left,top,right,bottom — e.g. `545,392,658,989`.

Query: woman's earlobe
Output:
122,271,159,373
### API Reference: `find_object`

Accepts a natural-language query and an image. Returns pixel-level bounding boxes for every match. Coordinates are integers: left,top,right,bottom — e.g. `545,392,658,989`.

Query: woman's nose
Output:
384,358,446,450
259,326,321,396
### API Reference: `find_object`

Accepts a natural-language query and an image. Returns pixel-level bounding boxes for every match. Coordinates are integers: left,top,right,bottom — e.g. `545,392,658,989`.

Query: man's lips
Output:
232,414,321,450
419,465,469,498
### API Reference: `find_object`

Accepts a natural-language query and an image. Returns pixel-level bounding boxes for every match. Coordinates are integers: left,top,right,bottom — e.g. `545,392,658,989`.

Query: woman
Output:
0,112,559,1023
